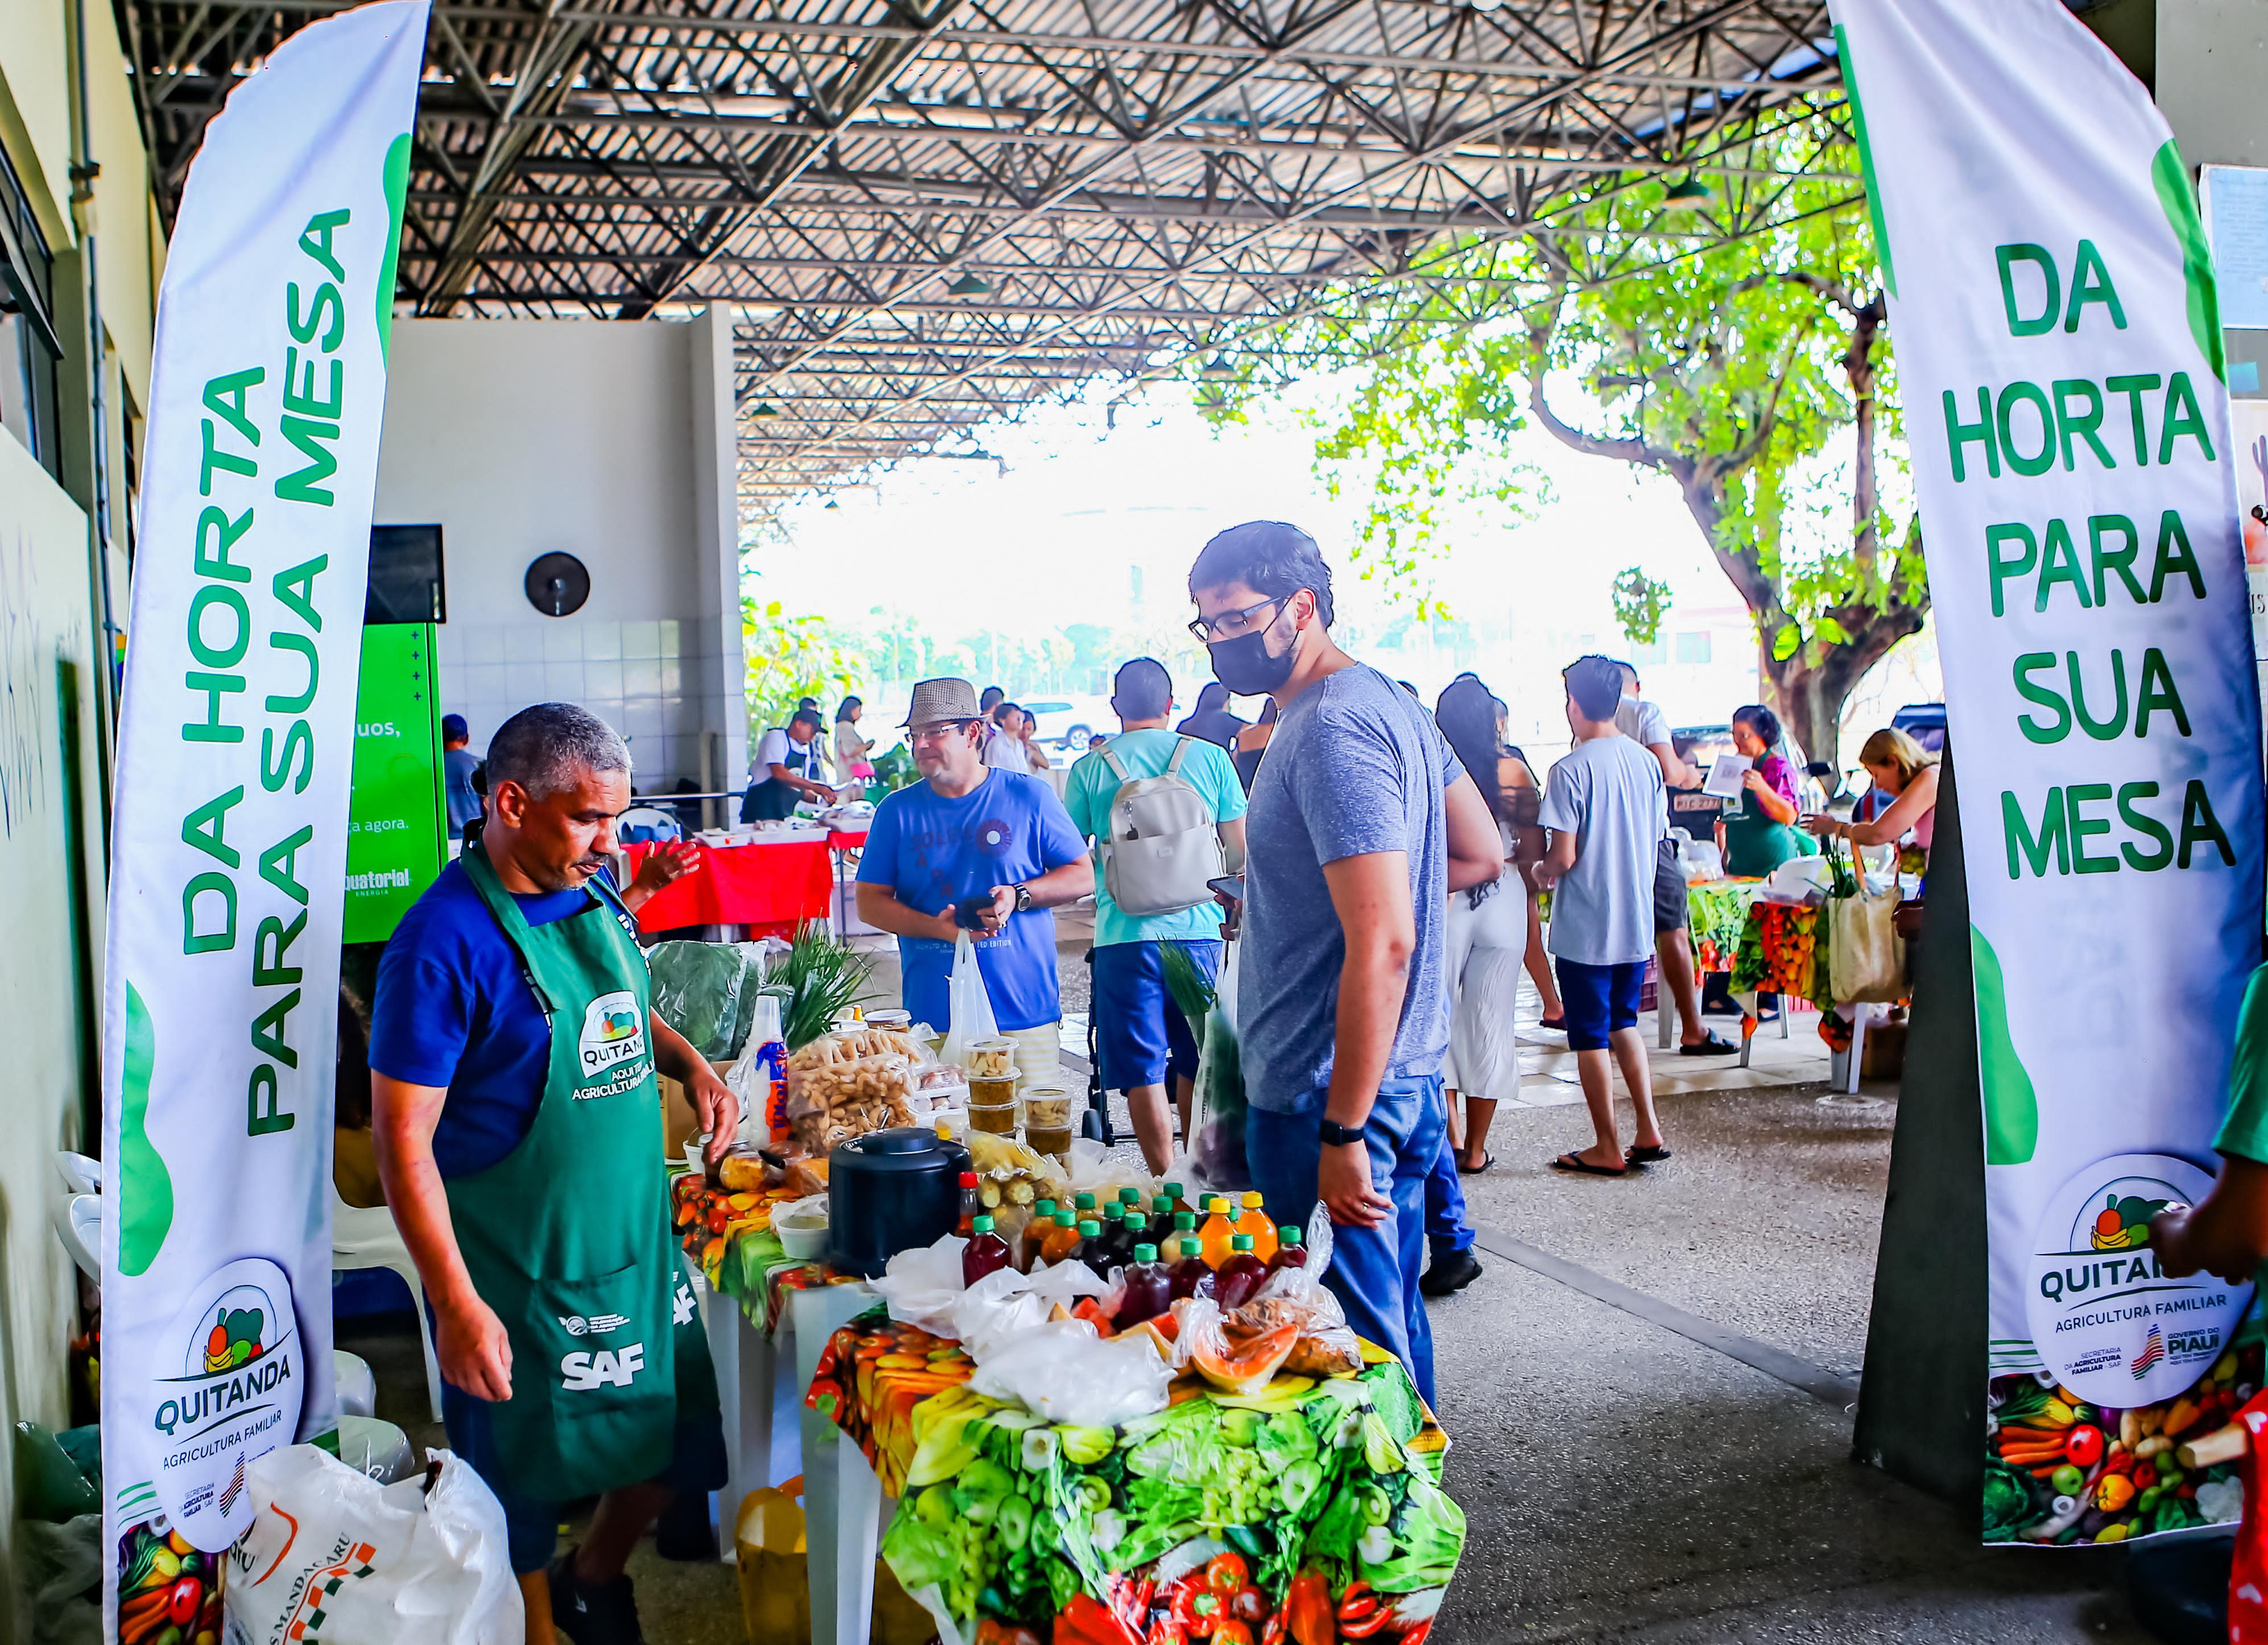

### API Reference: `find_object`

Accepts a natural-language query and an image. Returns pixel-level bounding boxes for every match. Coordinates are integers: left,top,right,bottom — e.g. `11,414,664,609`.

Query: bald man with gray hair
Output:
370,700,735,1643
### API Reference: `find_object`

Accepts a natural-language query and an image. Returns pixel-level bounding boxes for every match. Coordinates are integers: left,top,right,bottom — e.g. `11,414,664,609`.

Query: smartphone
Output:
1207,875,1245,904
953,893,995,929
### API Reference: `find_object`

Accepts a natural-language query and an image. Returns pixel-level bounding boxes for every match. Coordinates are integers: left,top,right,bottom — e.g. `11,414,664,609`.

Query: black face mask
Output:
1208,622,1297,697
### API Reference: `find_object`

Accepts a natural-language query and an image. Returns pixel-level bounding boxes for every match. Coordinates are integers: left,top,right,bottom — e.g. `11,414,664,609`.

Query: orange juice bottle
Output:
1198,1196,1240,1268
1235,1192,1279,1264
1039,1212,1085,1268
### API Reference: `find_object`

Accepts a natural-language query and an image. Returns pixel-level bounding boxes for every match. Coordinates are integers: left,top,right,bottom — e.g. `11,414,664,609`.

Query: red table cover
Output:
625,838,833,935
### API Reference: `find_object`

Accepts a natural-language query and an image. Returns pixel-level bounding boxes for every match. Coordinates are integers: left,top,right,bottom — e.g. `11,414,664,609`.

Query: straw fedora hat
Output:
901,677,983,727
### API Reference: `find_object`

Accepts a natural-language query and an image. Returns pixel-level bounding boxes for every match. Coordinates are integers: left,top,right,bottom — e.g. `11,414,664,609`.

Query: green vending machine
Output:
345,524,449,944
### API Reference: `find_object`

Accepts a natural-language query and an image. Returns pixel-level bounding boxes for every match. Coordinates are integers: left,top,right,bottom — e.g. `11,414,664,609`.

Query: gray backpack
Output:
1095,738,1224,916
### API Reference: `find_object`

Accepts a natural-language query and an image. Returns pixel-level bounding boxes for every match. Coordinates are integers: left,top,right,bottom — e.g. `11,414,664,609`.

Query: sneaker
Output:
548,1551,646,1645
1419,1248,1483,1297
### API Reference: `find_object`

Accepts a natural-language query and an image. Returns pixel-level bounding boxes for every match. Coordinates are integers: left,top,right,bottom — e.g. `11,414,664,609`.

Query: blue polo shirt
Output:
369,860,630,1176
855,769,1086,1030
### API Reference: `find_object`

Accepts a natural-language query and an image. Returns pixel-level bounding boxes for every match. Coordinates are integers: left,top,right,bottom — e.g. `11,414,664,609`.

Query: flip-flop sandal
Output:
1548,1151,1628,1177
1625,1144,1673,1165
1456,1151,1495,1176
1679,1033,1737,1056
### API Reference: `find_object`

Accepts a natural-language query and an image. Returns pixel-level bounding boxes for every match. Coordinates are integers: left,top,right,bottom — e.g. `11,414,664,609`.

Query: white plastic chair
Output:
332,1187,445,1420
49,1192,100,1281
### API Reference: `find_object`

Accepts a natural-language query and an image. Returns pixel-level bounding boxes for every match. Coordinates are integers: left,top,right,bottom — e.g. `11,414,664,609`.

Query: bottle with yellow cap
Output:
1234,1192,1279,1264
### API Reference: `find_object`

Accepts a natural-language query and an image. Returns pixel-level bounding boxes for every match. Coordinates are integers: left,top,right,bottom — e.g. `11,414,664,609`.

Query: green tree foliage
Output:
743,596,863,739
1219,105,1925,768
1611,567,1674,647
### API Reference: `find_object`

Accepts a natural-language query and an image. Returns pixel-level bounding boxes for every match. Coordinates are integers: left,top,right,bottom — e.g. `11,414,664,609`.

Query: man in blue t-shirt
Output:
1065,657,1246,1171
855,677,1091,1034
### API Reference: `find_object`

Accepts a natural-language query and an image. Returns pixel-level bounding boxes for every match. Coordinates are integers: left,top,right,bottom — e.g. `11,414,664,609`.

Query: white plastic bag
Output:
868,1235,971,1336
224,1446,520,1645
967,1320,1173,1426
949,1260,1110,1359
938,931,1000,1069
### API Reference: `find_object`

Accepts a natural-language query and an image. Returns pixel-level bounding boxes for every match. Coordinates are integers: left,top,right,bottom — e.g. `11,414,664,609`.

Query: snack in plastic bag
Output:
1172,1298,1296,1394
965,1130,1068,1255
967,1320,1172,1426
1065,1138,1158,1212
224,1446,522,1644
648,940,765,1060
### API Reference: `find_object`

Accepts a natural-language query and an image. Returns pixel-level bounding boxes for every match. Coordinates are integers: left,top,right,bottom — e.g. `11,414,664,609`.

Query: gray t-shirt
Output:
1538,734,1665,967
1613,695,1673,749
1240,663,1465,1114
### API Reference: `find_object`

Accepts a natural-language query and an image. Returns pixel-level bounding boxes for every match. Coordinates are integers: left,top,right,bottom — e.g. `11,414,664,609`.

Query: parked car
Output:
1023,696,1115,757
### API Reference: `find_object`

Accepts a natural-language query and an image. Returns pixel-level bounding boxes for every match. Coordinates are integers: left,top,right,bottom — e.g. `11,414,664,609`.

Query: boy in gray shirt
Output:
1533,655,1670,1176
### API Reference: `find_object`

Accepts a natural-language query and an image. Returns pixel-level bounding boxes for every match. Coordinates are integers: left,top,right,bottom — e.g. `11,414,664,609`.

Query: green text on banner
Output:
98,0,431,1618
1829,0,2267,1543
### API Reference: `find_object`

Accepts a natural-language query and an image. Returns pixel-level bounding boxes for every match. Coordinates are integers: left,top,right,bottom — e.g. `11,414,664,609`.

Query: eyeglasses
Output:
1188,594,1289,643
909,720,977,745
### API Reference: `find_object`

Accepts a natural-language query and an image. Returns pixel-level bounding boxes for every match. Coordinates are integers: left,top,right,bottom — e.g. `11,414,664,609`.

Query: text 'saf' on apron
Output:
448,845,717,1502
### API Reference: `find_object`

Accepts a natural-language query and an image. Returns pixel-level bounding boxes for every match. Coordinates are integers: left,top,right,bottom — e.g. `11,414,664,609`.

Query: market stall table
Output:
798,1304,1463,1645
627,834,834,936
1654,878,1772,1049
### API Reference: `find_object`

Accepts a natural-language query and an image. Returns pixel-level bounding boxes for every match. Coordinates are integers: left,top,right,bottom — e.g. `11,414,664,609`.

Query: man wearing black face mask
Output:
1187,522,1503,1407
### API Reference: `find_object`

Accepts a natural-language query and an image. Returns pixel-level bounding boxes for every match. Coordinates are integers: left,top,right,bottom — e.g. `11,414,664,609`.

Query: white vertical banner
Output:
1831,0,2265,1543
100,0,428,1617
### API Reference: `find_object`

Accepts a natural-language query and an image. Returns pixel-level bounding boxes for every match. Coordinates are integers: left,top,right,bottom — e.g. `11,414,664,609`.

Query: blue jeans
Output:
1423,1130,1473,1260
1246,1075,1445,1407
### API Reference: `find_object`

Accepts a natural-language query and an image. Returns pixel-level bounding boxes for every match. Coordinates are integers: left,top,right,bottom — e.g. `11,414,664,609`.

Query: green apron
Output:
1720,787,1815,878
446,845,717,1503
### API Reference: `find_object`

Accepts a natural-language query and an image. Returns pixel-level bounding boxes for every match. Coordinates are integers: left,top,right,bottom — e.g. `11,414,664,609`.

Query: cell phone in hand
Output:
1207,875,1245,904
953,893,995,929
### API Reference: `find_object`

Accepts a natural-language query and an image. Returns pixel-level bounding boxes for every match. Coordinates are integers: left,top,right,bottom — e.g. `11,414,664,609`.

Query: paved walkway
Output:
342,927,2164,1642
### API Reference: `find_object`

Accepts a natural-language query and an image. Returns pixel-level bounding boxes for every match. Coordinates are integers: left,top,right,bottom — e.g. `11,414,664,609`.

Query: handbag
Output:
1826,840,1907,1003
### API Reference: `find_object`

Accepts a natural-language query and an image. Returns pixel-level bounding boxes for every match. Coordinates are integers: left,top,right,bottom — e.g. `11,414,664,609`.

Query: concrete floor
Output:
341,927,2167,1643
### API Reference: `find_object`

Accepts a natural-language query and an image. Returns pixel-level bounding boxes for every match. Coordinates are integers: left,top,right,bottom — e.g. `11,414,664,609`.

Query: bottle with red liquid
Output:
1214,1234,1268,1310
1167,1234,1214,1301
963,1214,1012,1286
956,1172,982,1238
1266,1225,1308,1279
1116,1244,1171,1329
1077,1219,1111,1279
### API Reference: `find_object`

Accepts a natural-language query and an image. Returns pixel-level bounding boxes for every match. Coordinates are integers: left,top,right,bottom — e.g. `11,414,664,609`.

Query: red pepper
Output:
1206,1553,1250,1596
1338,1584,1392,1640
1399,1623,1432,1645
1173,1580,1223,1638
2105,1450,2137,1476
1149,1623,1187,1645
1058,1594,1142,1645
1285,1572,1335,1645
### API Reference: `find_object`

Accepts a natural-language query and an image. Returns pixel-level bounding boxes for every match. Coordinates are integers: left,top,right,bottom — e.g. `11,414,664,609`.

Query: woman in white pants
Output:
1435,679,1543,1172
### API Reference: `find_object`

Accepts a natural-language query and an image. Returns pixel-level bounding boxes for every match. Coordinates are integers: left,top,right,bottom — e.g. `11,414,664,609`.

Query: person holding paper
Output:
1715,704,1814,877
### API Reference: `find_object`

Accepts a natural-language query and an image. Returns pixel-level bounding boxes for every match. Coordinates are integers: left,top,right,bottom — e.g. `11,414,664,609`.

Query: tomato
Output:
167,1576,203,1626
1212,1626,1254,1645
2064,1425,2105,1468
1206,1554,1250,1596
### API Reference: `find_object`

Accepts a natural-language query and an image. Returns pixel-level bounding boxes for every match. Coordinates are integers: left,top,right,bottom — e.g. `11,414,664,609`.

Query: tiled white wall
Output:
437,616,723,790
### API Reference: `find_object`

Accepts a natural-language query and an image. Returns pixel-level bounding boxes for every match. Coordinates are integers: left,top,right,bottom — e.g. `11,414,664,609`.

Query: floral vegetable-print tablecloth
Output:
1684,879,1766,974
806,1312,1463,1645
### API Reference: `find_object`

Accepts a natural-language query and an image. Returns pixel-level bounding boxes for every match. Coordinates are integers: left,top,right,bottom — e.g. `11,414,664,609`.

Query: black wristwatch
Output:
1318,1118,1365,1148
1014,882,1034,912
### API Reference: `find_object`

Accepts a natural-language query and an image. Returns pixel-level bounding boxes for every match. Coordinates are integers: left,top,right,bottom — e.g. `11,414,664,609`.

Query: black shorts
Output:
1653,836,1686,936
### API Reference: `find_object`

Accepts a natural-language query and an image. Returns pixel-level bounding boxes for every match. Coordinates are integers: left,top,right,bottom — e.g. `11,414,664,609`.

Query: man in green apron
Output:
371,703,737,1645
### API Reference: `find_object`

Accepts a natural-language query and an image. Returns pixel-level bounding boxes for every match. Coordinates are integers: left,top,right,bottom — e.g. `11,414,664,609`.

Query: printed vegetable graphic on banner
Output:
1827,0,2265,1544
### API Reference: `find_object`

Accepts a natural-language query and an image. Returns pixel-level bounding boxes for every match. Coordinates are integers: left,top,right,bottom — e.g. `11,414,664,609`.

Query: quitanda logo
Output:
2024,1154,2241,1408
141,1257,305,1551
154,1280,297,1438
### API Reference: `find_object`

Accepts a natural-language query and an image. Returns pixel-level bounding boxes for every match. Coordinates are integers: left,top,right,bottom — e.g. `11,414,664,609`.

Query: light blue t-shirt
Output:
1537,733,1665,967
1239,664,1464,1114
1064,729,1248,948
855,769,1087,1031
